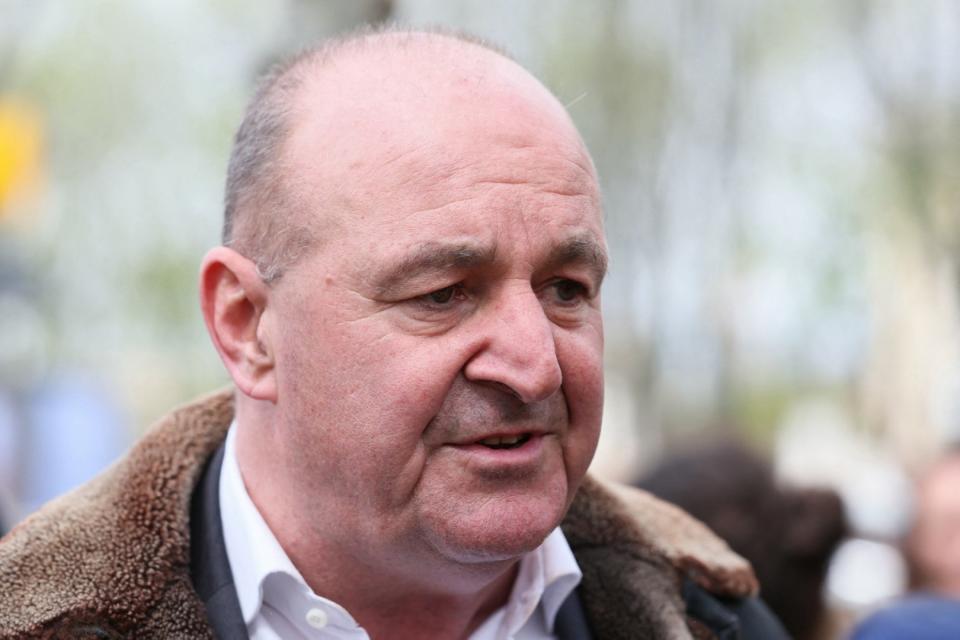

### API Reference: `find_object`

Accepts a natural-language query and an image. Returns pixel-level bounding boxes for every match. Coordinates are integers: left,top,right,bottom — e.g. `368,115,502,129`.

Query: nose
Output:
463,287,563,404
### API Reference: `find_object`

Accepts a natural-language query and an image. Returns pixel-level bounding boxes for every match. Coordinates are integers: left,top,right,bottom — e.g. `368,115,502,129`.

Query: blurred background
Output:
1,1,959,637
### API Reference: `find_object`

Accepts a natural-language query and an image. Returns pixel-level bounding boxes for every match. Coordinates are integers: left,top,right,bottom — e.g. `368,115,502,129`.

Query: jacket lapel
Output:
190,443,249,640
554,589,594,640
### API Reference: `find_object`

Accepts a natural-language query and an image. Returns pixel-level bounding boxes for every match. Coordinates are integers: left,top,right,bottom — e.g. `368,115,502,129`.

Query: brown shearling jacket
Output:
0,390,768,639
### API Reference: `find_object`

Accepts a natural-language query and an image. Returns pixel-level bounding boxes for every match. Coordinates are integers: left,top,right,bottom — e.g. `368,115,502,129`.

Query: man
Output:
0,28,785,639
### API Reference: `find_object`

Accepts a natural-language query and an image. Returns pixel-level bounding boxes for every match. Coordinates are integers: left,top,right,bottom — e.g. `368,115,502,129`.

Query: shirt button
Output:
305,608,328,629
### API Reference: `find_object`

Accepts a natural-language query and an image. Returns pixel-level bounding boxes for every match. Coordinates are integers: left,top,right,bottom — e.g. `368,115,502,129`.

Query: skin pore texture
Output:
200,33,607,640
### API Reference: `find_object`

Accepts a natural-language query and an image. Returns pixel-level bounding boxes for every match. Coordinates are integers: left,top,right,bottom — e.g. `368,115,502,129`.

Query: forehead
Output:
370,132,598,223
352,119,601,264
342,144,604,288
282,42,604,265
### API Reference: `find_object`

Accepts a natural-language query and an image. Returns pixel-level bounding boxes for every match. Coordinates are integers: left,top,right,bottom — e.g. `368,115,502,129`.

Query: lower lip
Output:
447,434,547,470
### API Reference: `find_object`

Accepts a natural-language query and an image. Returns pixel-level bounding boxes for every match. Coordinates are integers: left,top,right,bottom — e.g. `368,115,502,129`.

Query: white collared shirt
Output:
219,422,583,639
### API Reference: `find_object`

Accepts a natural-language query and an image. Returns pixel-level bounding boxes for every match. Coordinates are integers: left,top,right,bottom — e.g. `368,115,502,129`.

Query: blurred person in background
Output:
0,27,787,639
904,447,960,599
847,450,960,640
638,440,848,640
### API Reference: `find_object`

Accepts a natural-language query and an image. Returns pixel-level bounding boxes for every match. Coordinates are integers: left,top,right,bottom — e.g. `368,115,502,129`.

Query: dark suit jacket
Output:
190,445,786,640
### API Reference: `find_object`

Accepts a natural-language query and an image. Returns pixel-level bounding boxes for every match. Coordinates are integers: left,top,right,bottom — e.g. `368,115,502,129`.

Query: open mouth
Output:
477,433,532,450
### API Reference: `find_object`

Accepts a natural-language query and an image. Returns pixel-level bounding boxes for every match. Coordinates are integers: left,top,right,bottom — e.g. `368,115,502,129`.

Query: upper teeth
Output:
480,435,522,446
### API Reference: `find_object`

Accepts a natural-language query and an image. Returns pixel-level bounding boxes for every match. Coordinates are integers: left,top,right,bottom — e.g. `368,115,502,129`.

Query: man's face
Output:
260,55,605,570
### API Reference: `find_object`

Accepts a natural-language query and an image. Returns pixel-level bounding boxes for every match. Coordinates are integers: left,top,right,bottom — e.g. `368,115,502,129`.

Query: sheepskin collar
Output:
0,389,756,639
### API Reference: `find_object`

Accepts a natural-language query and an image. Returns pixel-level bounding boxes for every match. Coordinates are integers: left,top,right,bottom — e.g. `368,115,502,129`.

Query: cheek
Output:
280,318,468,437
557,326,604,420
556,328,604,477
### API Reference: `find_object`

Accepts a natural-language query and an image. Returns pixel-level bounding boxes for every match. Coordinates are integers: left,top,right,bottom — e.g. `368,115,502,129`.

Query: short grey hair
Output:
221,24,514,284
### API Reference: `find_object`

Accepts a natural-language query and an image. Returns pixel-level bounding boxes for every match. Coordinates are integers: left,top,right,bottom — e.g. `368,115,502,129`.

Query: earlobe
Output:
199,247,277,402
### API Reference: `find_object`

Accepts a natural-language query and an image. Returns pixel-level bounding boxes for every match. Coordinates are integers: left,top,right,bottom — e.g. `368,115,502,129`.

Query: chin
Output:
421,489,569,565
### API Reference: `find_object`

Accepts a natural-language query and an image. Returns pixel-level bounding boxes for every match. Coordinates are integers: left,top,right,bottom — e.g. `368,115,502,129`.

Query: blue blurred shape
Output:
851,596,960,640
22,374,129,513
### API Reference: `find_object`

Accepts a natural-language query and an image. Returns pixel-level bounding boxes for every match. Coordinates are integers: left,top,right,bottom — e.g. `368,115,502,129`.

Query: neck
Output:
276,518,521,639
273,508,521,639
318,562,519,640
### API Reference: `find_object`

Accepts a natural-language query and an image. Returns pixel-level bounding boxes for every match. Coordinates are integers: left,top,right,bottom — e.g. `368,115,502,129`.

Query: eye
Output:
552,279,588,303
428,286,457,304
419,284,466,307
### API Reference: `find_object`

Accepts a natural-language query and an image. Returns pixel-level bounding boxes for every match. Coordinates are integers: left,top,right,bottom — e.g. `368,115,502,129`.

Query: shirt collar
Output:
219,421,326,625
504,527,583,635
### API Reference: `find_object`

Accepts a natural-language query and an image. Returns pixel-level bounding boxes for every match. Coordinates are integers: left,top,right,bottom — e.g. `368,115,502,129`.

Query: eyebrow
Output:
370,241,496,296
369,233,608,296
544,234,608,287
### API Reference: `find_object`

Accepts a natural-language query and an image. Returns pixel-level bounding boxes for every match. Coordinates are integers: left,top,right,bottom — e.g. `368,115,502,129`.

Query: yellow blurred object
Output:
0,99,44,218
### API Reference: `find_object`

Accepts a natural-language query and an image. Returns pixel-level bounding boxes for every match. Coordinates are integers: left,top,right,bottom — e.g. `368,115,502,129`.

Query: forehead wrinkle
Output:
370,241,496,296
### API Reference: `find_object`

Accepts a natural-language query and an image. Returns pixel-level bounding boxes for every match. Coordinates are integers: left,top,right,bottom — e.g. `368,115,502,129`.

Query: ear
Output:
199,246,277,402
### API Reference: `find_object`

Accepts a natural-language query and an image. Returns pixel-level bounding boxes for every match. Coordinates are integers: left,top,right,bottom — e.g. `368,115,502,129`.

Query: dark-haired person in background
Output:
639,440,847,640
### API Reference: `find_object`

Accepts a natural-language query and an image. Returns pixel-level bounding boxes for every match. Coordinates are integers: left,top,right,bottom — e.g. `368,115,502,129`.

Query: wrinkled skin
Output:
204,35,608,636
